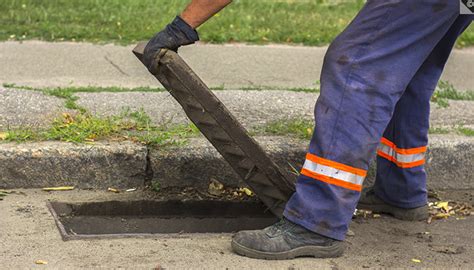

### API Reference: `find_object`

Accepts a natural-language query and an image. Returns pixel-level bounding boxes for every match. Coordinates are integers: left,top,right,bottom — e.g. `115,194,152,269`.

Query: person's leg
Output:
283,1,462,241
371,16,473,211
233,0,467,259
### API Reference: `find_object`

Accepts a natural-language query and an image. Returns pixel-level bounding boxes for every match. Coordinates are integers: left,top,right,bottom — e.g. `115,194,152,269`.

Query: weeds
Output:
2,81,473,144
458,126,474,137
262,118,314,139
428,127,450,135
4,129,38,142
431,81,474,108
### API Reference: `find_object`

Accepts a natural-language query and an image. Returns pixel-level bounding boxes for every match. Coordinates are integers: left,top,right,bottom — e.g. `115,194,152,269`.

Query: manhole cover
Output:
48,200,277,240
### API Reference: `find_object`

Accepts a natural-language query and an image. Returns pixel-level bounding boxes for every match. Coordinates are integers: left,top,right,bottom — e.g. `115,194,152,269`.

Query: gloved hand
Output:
143,16,199,74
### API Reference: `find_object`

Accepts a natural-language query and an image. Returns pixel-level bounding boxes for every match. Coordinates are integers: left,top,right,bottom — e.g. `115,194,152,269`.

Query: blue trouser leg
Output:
284,0,470,240
374,16,473,208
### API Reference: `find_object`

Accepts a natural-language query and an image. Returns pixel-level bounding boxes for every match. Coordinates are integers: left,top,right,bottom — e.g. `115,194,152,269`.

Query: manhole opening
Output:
48,200,277,240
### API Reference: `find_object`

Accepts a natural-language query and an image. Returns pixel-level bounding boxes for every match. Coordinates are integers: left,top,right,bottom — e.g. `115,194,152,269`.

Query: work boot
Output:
357,188,428,221
231,218,344,260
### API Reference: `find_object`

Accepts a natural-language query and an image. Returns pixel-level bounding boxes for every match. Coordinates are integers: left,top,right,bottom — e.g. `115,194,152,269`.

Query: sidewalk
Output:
1,41,473,91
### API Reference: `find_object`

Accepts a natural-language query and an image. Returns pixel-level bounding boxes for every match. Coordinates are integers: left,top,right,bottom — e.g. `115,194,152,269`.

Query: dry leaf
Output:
42,186,75,191
0,132,7,140
107,187,120,193
35,260,48,265
434,213,450,219
239,187,254,197
411,259,421,263
208,179,224,196
436,201,449,211
62,113,74,124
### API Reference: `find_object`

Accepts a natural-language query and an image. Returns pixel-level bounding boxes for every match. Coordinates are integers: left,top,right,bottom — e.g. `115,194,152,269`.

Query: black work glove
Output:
143,16,199,74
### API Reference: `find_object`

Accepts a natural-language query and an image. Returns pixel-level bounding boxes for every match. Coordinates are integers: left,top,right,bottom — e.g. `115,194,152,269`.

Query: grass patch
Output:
434,81,474,101
240,81,320,93
261,118,314,139
3,83,165,94
2,84,168,114
2,0,472,47
428,126,474,137
44,88,86,113
2,108,200,145
3,83,234,93
44,113,121,142
3,129,38,142
431,81,474,108
3,83,288,144
457,127,474,137
150,181,161,192
428,127,451,135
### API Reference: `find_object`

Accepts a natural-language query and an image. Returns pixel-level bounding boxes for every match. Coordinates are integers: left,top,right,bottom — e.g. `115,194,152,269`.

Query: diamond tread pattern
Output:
133,46,295,217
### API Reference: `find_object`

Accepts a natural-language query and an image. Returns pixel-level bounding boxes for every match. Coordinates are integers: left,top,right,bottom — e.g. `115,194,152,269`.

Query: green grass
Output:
434,81,474,101
44,113,121,142
2,83,228,94
4,129,38,142
428,127,451,135
3,83,164,93
427,126,474,136
262,118,314,139
458,126,474,137
3,109,200,144
1,85,200,145
2,0,473,47
431,81,474,108
4,82,320,93
240,81,320,93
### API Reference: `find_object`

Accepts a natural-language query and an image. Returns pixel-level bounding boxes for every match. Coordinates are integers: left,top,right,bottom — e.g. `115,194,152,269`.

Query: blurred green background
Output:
1,0,473,47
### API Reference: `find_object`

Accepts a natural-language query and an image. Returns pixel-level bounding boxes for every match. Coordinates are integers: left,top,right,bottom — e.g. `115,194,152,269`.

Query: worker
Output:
143,0,473,260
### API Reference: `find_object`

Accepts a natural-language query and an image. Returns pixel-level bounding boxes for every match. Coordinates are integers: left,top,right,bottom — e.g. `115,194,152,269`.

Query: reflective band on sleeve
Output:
377,138,426,168
301,154,366,192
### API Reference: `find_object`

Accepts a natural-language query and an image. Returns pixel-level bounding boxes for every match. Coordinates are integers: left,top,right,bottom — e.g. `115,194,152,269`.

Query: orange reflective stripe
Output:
377,150,425,168
301,168,362,192
305,153,367,177
380,137,427,155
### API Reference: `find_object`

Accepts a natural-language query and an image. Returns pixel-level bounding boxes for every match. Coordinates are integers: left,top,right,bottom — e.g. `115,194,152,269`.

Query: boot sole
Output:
357,202,429,221
231,239,344,260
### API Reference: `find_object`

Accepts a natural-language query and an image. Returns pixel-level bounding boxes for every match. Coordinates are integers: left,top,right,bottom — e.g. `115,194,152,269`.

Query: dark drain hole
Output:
48,200,277,240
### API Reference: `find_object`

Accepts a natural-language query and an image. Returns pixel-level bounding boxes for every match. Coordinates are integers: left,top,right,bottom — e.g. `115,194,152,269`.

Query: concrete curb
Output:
0,141,147,189
0,135,473,190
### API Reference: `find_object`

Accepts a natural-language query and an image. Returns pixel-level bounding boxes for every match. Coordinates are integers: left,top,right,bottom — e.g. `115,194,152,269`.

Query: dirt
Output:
0,188,473,269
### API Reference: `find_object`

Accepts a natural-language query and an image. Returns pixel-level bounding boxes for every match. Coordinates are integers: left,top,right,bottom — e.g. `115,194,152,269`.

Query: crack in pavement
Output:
104,55,129,76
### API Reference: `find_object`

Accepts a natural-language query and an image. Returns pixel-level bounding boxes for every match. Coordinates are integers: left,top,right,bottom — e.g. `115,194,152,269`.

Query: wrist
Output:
171,16,199,42
177,14,198,29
